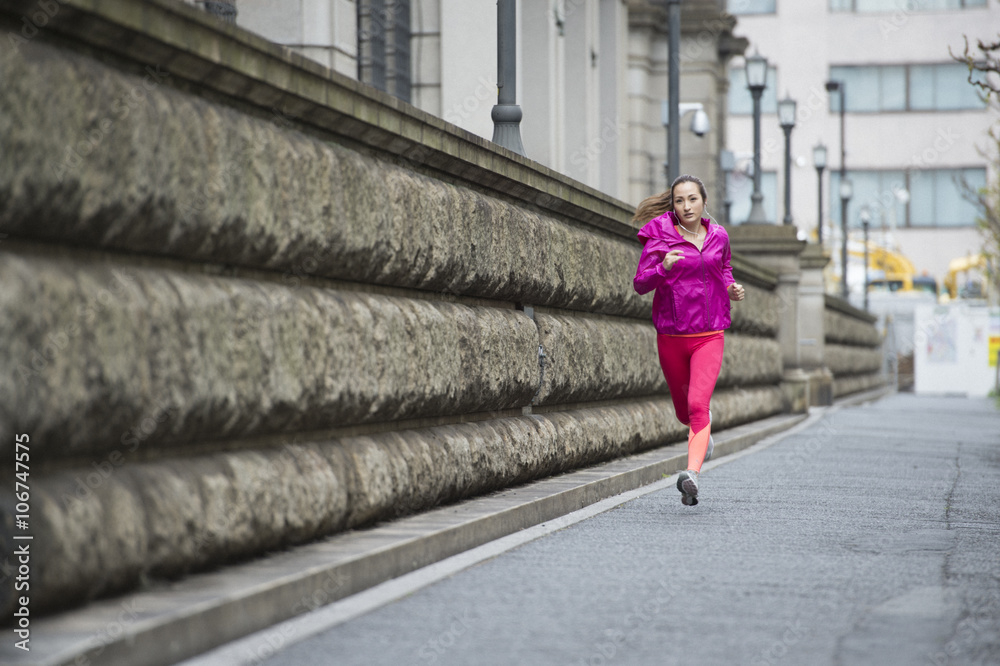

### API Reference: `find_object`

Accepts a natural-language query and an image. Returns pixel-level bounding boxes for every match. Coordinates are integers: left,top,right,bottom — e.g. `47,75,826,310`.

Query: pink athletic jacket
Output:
633,211,735,335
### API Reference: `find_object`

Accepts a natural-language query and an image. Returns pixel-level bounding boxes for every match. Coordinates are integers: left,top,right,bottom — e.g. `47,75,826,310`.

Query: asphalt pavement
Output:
207,393,1000,666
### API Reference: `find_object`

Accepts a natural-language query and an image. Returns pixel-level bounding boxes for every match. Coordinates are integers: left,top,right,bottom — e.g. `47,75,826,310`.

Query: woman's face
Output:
672,181,705,224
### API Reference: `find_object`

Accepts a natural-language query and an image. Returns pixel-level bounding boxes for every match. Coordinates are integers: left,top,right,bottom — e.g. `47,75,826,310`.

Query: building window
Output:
726,0,777,14
830,171,908,229
831,0,986,11
830,168,985,228
358,0,412,103
828,64,984,112
909,168,986,227
728,170,778,225
728,66,778,115
909,64,984,111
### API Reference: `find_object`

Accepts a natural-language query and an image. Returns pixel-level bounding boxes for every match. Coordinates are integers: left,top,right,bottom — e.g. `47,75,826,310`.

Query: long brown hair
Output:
632,174,708,224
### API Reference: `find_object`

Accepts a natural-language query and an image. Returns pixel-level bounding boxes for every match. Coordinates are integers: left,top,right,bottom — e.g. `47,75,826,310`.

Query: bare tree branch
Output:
951,35,1000,297
950,35,1000,100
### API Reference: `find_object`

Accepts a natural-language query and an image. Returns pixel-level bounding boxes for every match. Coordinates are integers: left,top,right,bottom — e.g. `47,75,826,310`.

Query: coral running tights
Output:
656,331,725,473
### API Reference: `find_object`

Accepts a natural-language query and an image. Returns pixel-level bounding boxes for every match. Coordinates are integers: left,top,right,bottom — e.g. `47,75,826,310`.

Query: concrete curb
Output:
834,384,894,408
5,408,830,666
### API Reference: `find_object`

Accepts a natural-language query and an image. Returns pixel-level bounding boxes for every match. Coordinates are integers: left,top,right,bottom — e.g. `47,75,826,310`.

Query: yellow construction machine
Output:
942,253,991,301
848,243,938,296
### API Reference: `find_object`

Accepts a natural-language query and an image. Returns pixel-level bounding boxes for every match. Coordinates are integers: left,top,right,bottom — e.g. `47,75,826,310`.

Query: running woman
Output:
632,175,745,506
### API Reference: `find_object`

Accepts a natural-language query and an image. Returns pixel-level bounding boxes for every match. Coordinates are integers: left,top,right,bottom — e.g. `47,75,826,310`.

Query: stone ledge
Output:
732,254,780,290
824,293,878,324
800,243,832,270
729,224,808,256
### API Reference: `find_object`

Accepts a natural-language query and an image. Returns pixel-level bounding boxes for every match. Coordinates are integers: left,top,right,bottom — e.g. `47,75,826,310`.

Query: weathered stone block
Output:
0,253,539,460
729,282,780,337
825,309,882,348
533,311,781,405
825,343,884,377
833,372,885,398
718,334,783,388
533,313,665,405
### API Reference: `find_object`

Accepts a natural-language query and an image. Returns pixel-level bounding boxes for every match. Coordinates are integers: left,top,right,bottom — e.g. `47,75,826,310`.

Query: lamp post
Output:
491,0,525,156
826,79,848,297
860,205,871,310
666,0,681,185
720,149,735,225
778,95,797,226
813,143,827,245
744,52,769,224
839,177,853,299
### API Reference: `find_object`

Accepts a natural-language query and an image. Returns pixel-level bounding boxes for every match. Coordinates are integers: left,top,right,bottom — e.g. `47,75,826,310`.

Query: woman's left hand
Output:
728,283,745,301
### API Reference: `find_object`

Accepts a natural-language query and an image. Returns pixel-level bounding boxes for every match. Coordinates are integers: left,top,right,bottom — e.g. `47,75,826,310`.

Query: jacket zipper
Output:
700,240,709,330
688,226,710,331
676,223,712,333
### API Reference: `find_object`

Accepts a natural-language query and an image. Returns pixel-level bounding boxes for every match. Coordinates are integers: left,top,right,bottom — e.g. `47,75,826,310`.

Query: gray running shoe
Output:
677,470,699,506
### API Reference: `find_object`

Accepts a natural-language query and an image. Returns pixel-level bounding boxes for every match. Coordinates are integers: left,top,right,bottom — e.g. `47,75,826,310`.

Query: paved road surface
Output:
251,394,999,666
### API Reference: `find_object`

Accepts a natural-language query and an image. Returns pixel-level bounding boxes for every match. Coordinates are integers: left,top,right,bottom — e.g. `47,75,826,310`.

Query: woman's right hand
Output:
662,249,684,271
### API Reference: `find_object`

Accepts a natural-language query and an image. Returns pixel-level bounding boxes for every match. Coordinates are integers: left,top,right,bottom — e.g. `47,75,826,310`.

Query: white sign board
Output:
914,303,998,397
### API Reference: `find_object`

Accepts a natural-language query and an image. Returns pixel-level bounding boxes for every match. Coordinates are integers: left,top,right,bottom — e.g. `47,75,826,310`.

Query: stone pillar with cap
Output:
798,243,834,406
729,224,810,413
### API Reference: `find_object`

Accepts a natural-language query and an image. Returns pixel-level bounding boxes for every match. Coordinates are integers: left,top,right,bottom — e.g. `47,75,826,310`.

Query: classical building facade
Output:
231,0,745,207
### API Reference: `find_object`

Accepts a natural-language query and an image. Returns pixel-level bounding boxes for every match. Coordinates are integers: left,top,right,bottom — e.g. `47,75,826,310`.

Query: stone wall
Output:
2,0,787,616
824,295,885,397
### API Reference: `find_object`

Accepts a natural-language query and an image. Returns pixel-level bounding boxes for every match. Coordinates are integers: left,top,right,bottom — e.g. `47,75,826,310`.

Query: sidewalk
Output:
206,392,999,666
2,389,892,666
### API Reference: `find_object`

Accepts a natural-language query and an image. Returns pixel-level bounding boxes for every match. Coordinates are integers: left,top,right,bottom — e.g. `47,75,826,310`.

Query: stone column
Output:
520,0,562,171
676,1,745,201
625,0,743,205
626,1,667,204
563,0,599,185
798,243,833,406
729,225,809,413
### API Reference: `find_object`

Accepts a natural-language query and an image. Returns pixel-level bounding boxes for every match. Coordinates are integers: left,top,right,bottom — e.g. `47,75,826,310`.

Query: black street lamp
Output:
826,79,848,298
778,95,797,226
745,51,769,224
860,205,871,310
839,177,853,299
813,142,827,245
666,0,681,185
